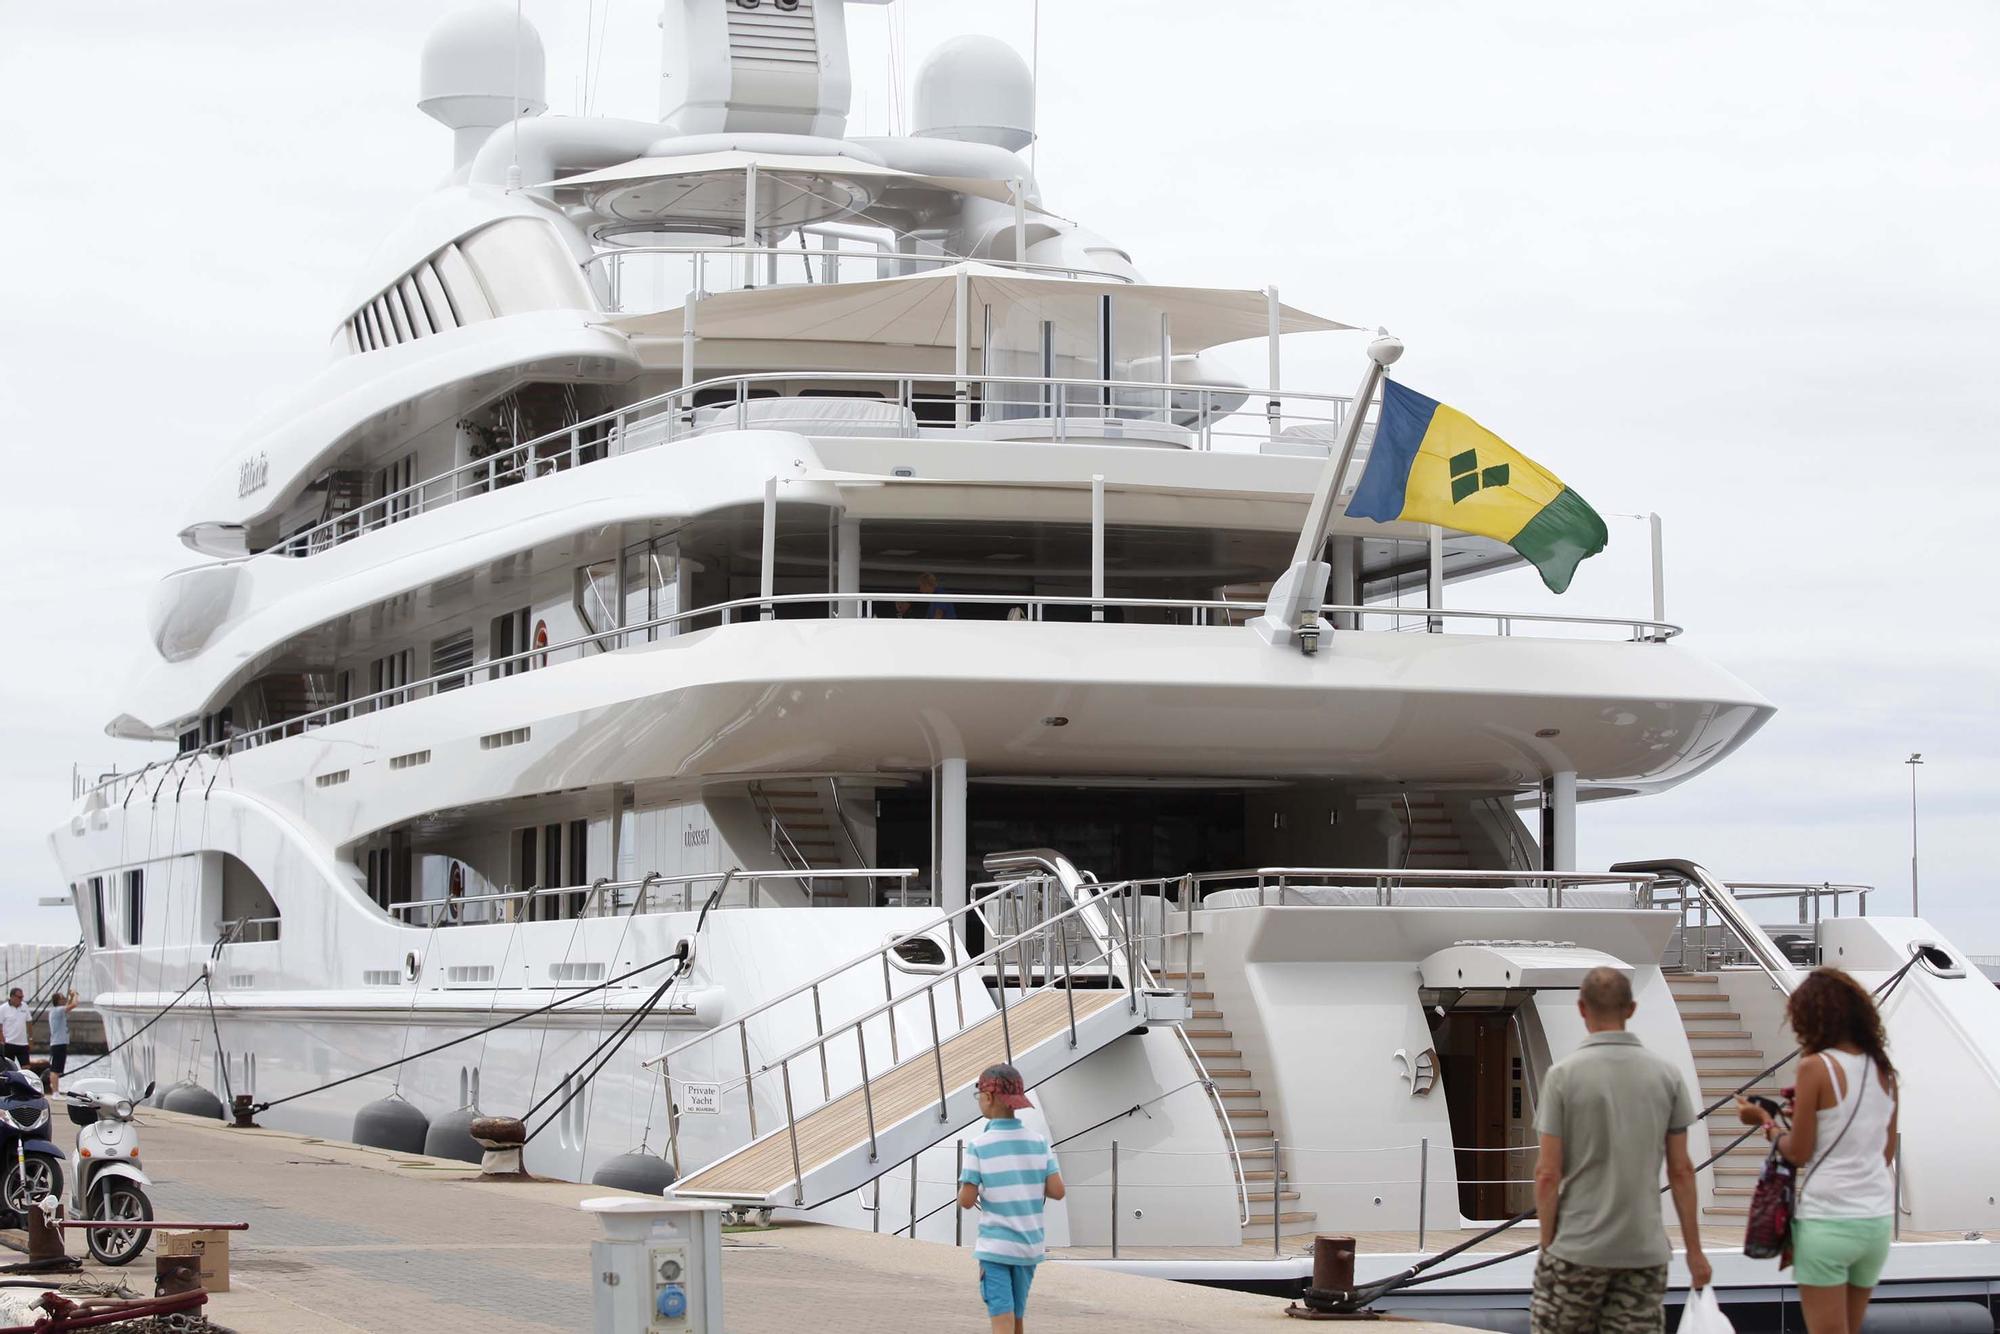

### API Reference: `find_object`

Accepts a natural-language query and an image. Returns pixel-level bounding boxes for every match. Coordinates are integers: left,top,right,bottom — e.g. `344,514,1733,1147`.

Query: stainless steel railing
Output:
1128,865,1664,911
651,865,1161,1206
383,867,921,928
1614,859,1805,991
78,589,1681,803
584,244,1136,309
268,366,1356,557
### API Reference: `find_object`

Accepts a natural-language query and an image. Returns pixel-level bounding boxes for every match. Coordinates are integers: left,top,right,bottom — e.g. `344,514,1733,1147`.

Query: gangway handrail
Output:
661,871,1169,1205
1612,858,1802,993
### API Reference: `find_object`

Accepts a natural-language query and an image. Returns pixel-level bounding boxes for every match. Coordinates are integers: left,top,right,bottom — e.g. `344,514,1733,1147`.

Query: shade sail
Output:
601,261,1355,354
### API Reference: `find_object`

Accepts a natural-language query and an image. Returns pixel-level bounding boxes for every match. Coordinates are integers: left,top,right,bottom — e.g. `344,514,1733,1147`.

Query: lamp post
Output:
1905,753,1923,917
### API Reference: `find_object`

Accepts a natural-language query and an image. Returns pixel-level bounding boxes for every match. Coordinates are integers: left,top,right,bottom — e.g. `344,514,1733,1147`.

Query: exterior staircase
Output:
749,779,871,899
1671,972,1779,1218
1401,793,1472,870
1166,963,1315,1242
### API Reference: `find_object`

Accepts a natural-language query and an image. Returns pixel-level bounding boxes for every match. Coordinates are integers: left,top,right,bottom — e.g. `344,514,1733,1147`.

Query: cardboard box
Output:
157,1229,230,1293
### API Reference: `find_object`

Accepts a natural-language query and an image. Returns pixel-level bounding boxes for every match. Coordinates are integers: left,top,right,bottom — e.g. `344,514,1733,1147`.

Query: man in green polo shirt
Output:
1530,966,1711,1334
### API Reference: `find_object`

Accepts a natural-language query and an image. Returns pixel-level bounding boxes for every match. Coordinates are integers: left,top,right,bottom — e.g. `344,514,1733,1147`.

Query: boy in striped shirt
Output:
957,1064,1066,1333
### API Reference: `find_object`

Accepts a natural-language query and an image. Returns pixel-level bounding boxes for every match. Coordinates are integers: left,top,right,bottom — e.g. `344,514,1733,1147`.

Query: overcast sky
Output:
0,2,1993,949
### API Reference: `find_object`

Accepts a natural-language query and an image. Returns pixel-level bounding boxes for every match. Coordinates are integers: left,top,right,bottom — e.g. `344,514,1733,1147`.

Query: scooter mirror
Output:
142,1081,156,1101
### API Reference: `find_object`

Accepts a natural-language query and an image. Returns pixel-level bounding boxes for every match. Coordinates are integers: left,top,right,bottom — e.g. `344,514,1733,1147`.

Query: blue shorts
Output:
978,1260,1035,1318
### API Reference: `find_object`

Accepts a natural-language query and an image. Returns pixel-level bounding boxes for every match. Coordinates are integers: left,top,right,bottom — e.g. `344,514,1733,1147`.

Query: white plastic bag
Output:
1676,1286,1735,1333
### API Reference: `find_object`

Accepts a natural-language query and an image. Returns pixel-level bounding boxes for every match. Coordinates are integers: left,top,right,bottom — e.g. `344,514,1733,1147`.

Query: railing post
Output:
1182,872,1196,995
954,1139,965,1246
781,1059,806,1206
910,1153,920,1238
1417,1137,1429,1252
860,1032,876,1160
1894,1132,1903,1240
883,954,900,1065
740,1023,758,1139
812,983,830,1101
928,985,949,1121
1110,1140,1120,1259
1272,1137,1284,1257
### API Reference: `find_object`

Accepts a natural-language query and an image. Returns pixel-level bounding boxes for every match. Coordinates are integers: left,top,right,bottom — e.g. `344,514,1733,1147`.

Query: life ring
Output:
446,862,466,924
532,619,549,669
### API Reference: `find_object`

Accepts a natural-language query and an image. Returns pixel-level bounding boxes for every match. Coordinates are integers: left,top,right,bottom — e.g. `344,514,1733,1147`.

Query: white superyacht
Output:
48,4,2000,1327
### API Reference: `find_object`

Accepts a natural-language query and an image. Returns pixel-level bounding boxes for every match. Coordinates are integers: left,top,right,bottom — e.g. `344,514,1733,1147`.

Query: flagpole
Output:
1251,333,1402,652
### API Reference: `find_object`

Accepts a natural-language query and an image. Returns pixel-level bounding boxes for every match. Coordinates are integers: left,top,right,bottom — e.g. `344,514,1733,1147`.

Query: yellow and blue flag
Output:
1346,380,1608,594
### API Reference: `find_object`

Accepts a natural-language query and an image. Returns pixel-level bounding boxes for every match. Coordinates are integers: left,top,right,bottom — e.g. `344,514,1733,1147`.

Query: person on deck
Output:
45,991,77,1093
1531,966,1712,1334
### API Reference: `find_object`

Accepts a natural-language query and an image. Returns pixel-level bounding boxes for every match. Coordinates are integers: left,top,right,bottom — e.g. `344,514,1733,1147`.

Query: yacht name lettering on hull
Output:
236,451,269,498
682,827,710,848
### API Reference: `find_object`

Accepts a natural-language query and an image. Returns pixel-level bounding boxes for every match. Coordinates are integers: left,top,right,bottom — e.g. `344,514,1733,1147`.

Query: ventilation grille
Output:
431,631,475,692
728,0,818,66
480,727,531,750
389,750,431,771
447,965,495,985
550,961,607,983
229,973,255,989
314,770,350,788
361,969,402,987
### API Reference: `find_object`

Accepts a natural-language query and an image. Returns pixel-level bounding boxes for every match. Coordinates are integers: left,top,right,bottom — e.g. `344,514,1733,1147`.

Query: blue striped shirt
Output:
959,1118,1058,1263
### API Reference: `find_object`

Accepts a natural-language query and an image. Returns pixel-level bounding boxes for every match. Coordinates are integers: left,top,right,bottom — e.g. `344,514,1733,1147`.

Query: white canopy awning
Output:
546,150,1028,228
1420,942,1631,991
602,261,1354,355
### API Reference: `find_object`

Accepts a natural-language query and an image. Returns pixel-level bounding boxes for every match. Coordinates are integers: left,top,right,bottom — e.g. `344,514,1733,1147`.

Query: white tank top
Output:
1795,1049,1896,1220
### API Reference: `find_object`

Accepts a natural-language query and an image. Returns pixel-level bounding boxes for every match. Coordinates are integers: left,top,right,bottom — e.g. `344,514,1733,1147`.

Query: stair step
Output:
1686,1031,1755,1043
1682,1012,1744,1024
1248,1190,1303,1204
1194,1049,1242,1062
1203,1069,1252,1080
1703,1085,1782,1098
1227,1108,1269,1121
1674,993,1732,1004
1186,991,1215,1001
1703,1206,1749,1218
1192,1010,1224,1020
1160,971,1205,980
1216,1089,1263,1100
1242,1169,1281,1181
1691,1049,1765,1059
1246,1211,1316,1227
1234,1130,1276,1142
1185,1029,1233,1041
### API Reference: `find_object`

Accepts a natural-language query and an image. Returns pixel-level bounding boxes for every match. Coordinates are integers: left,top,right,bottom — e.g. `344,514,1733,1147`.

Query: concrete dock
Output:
19,1108,1487,1332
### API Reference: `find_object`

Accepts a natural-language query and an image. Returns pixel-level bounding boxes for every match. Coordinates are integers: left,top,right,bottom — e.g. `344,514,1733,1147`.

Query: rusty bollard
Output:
471,1116,530,1180
230,1095,260,1128
26,1198,66,1264
1285,1234,1373,1321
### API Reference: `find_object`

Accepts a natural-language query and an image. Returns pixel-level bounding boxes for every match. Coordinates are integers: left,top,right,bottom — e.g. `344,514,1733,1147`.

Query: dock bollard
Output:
471,1116,530,1180
1285,1235,1363,1321
230,1095,259,1129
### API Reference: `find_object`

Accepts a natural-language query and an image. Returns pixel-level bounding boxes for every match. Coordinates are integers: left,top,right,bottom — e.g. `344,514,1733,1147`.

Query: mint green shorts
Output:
1792,1216,1892,1288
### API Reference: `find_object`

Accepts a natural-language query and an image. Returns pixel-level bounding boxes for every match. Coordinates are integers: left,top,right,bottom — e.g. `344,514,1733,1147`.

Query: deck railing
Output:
381,867,921,927
78,587,1680,803
271,368,1358,558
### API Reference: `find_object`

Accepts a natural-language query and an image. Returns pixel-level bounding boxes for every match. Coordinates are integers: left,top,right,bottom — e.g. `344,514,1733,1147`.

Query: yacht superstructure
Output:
49,4,2000,1325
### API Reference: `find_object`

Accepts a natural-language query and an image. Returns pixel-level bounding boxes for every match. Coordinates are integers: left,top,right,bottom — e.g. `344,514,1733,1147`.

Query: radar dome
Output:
419,4,547,167
912,35,1035,153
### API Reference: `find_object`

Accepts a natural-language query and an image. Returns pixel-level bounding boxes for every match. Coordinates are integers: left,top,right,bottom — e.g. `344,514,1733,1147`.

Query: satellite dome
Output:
912,35,1035,153
419,4,546,166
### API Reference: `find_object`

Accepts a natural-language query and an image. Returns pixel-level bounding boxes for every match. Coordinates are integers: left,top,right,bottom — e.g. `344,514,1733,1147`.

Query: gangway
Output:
668,855,1189,1210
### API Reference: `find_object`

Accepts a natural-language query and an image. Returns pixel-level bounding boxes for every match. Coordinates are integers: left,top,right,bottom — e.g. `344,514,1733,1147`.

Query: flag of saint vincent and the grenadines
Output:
1345,380,1610,594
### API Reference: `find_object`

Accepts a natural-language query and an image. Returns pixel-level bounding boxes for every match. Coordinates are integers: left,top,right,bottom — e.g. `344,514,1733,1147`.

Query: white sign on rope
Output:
682,1082,722,1116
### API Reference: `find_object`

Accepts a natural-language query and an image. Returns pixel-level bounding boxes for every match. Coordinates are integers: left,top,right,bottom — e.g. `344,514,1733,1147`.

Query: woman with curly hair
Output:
1737,967,1900,1333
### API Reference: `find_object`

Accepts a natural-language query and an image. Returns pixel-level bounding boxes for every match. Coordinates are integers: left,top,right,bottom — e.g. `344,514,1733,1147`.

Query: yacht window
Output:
365,831,412,911
375,451,416,524
691,387,780,409
384,290,411,343
219,854,280,942
416,262,457,330
368,649,413,710
457,218,593,316
88,877,107,948
121,869,143,946
361,303,385,351
433,244,495,323
430,630,475,692
490,607,533,678
399,277,433,338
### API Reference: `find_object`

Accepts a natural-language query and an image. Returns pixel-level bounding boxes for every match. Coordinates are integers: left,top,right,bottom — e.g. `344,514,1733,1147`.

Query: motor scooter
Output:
0,1061,65,1226
61,1077,156,1265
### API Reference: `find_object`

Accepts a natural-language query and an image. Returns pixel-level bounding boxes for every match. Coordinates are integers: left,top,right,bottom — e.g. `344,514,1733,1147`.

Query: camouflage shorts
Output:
1529,1253,1669,1334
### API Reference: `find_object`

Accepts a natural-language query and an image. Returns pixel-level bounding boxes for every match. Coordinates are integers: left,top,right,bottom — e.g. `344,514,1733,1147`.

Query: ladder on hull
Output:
664,852,1190,1211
